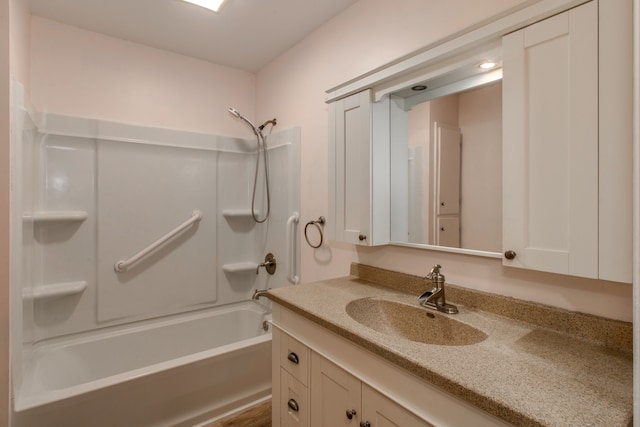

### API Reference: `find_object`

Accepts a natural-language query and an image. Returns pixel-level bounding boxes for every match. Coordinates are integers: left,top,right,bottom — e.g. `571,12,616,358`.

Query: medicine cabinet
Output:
327,0,632,283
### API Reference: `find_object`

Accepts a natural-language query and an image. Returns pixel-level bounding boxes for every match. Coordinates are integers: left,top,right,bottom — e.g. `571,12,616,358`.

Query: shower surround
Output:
10,82,301,426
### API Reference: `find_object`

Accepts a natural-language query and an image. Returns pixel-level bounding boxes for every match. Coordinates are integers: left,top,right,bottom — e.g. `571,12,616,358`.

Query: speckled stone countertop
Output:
267,264,633,427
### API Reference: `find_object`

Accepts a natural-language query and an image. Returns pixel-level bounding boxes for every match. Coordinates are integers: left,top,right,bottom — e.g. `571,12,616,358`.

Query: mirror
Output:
389,72,502,255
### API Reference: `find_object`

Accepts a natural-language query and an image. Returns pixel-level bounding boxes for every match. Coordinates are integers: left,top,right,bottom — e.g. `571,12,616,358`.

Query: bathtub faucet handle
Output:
256,253,277,275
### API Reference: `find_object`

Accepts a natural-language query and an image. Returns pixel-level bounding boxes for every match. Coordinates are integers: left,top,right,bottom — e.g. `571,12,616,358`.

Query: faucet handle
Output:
426,264,445,289
256,253,277,275
426,264,442,279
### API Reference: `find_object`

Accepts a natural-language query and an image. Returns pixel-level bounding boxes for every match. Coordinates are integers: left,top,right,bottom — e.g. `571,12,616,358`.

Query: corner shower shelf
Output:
22,281,88,301
222,209,258,220
222,262,259,274
23,210,89,223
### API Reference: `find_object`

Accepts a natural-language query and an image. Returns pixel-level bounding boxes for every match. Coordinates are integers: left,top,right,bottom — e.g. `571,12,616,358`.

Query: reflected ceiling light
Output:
479,61,498,70
411,85,428,91
181,0,227,13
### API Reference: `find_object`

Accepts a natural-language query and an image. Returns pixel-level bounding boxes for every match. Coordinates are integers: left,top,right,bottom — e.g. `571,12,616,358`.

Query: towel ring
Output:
304,216,325,249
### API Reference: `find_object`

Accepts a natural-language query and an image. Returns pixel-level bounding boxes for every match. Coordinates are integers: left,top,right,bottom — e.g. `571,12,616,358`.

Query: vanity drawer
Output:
280,333,309,386
280,368,309,427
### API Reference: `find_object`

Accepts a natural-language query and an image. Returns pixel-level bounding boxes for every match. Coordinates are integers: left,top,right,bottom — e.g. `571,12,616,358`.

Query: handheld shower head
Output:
228,107,259,134
227,107,278,224
228,107,241,118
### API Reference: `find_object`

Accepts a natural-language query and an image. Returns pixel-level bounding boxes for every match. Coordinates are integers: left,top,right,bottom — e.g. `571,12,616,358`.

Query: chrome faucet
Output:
418,265,458,314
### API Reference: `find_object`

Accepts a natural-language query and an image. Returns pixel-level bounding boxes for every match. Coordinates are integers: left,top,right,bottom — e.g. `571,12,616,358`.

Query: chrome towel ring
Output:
304,216,325,248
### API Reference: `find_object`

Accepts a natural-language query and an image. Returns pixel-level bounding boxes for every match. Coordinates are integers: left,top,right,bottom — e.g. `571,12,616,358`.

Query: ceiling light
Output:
181,0,227,13
411,85,428,91
479,61,497,70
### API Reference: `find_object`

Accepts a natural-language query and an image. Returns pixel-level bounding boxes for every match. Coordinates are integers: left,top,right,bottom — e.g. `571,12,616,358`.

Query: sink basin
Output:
345,298,487,346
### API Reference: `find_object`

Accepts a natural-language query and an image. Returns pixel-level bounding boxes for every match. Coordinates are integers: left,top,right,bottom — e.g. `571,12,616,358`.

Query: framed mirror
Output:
389,65,503,257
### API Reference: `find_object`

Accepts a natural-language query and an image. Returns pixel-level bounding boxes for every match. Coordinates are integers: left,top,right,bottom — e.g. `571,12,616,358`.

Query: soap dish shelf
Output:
222,262,259,274
222,209,257,220
23,211,89,223
23,281,88,300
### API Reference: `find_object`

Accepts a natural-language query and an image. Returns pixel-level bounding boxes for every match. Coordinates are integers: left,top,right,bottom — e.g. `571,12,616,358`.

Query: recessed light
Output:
181,0,227,13
479,61,497,70
412,85,428,91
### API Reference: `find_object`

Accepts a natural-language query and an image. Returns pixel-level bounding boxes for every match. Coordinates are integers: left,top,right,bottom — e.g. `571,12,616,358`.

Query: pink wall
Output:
255,0,633,321
9,0,28,91
30,17,256,137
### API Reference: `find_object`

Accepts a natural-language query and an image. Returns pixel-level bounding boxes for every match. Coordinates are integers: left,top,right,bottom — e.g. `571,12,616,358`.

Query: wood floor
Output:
204,401,272,427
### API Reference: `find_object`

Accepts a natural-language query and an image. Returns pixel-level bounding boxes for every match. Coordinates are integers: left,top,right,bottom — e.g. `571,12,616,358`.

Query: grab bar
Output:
114,210,203,273
286,212,300,284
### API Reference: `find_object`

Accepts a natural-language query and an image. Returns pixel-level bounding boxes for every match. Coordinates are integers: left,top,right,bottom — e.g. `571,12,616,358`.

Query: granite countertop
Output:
267,267,633,427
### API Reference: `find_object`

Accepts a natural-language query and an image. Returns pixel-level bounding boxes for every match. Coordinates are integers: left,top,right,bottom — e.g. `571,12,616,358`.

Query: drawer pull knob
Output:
360,422,371,427
358,234,367,241
504,250,517,260
287,352,299,364
346,409,357,419
287,399,299,412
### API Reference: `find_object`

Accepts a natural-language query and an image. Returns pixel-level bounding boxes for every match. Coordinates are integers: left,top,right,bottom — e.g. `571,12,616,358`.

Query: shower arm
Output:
258,119,277,132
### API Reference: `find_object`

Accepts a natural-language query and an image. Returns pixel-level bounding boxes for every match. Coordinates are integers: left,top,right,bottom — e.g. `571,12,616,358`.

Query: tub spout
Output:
252,289,270,300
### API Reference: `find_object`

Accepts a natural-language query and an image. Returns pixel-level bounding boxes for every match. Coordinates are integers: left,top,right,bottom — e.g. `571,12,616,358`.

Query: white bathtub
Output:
13,300,272,426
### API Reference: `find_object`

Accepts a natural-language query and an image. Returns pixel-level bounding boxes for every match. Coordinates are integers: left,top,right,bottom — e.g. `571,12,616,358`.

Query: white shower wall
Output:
18,111,300,343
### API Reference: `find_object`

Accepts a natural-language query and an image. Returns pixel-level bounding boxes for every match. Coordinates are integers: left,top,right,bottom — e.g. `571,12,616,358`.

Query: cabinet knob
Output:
287,399,299,412
358,234,367,241
360,422,371,427
504,250,517,260
346,409,357,420
287,352,299,364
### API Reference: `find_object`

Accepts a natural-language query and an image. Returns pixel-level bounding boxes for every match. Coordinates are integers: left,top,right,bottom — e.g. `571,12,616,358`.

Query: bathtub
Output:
13,300,272,427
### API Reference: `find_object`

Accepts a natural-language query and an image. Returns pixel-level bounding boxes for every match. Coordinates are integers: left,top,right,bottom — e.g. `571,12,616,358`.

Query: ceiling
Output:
28,0,359,72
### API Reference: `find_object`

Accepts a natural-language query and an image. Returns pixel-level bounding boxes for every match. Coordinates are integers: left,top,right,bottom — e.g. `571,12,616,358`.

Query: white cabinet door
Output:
310,352,362,427
502,1,598,278
434,122,461,216
433,122,461,248
310,352,432,427
329,90,390,246
361,384,433,427
436,217,460,248
330,90,372,245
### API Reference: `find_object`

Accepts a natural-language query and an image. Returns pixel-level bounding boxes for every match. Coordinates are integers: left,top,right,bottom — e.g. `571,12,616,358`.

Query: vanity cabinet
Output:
328,89,390,246
502,0,632,282
271,303,509,427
